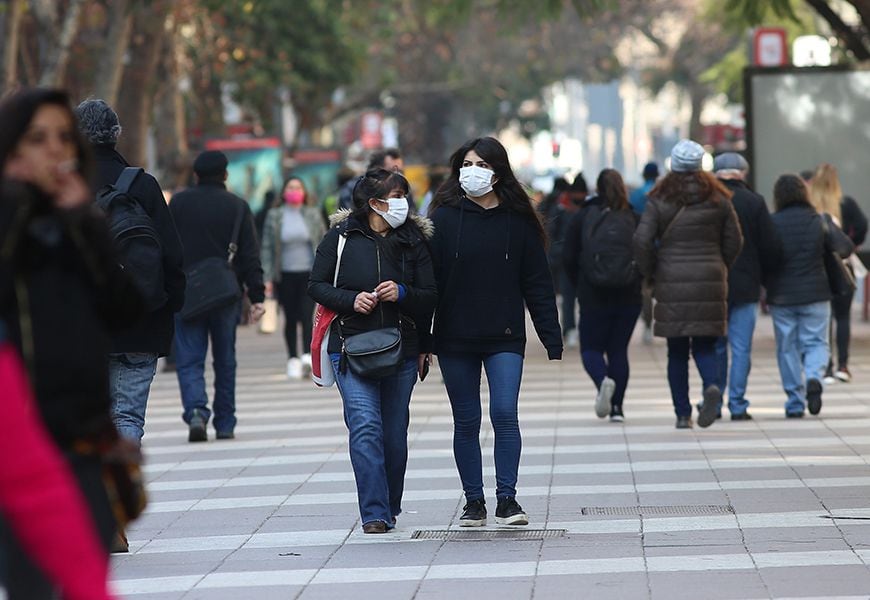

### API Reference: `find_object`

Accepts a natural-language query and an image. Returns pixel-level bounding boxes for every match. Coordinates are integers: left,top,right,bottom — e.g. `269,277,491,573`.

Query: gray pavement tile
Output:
642,529,746,549
531,573,650,600
298,581,419,600
760,564,870,597
649,571,768,600
185,586,305,600
414,578,535,600
323,543,442,569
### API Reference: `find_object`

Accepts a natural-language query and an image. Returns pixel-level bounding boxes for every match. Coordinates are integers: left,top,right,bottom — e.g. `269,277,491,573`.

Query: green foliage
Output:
723,0,800,24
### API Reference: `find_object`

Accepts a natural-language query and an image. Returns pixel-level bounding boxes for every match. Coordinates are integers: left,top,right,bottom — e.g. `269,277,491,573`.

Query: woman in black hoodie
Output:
429,137,562,528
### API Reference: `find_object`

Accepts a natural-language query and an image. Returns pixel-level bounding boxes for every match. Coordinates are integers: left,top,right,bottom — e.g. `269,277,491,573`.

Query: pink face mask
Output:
283,189,304,206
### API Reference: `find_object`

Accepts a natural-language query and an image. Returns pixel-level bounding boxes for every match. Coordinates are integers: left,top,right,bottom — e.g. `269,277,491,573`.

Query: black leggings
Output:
829,289,854,371
277,271,314,358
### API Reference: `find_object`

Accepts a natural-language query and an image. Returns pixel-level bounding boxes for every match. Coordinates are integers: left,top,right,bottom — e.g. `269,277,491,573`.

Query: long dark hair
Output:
596,169,629,211
350,167,410,223
429,136,546,242
0,88,92,181
650,170,731,205
774,174,811,212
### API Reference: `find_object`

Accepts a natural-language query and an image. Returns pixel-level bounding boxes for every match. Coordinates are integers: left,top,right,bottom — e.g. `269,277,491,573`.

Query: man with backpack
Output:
169,151,265,443
76,100,186,446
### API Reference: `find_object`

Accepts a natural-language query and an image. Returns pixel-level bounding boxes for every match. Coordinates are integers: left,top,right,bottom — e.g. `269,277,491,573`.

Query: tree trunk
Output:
1,0,25,92
116,1,170,168
806,0,870,61
688,85,706,143
37,0,86,87
93,0,135,105
153,11,190,190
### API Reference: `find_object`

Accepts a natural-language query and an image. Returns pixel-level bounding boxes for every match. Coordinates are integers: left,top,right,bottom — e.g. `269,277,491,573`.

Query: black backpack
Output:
580,206,639,288
96,167,167,312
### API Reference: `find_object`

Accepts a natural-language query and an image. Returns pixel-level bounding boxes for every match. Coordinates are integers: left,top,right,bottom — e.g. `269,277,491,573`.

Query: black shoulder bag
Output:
338,239,403,379
180,203,245,321
821,214,856,297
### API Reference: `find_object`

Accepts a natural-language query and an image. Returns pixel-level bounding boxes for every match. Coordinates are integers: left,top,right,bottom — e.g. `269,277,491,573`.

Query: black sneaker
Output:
730,412,753,421
188,409,207,442
459,498,487,527
698,386,722,428
807,378,822,415
676,415,693,429
609,406,624,423
495,497,528,526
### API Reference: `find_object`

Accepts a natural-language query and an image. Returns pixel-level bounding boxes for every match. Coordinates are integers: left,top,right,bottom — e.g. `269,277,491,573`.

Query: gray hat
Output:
713,152,749,173
74,99,122,145
670,139,705,173
193,150,228,177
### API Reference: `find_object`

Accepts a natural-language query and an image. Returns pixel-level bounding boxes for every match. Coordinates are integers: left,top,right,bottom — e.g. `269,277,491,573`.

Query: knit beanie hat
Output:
193,150,229,177
670,139,705,173
74,99,122,146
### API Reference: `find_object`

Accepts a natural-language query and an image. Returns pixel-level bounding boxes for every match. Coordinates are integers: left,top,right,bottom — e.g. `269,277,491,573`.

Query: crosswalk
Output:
112,313,870,599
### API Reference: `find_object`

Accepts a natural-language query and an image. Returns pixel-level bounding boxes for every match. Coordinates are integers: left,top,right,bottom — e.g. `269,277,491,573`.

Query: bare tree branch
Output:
38,0,86,86
2,0,26,91
806,0,870,60
94,0,135,104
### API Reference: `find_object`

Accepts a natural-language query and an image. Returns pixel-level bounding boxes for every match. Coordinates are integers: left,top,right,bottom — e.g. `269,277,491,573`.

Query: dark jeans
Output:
579,304,641,408
277,271,313,358
829,290,853,371
0,453,113,599
330,354,417,527
666,336,719,417
174,300,241,433
439,351,524,501
559,270,578,332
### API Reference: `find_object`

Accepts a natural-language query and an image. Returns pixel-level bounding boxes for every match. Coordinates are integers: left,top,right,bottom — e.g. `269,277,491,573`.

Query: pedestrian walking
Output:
633,140,743,429
308,168,436,533
261,176,327,379
75,99,186,445
808,163,867,384
549,174,587,349
429,137,563,527
629,162,659,344
0,323,116,600
169,150,266,442
712,153,782,420
563,169,641,422
767,174,853,418
0,87,145,587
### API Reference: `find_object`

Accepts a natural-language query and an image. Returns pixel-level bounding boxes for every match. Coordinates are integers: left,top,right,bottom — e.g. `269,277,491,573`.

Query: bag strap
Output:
227,203,245,265
661,204,687,242
586,206,610,240
114,167,143,195
333,233,346,286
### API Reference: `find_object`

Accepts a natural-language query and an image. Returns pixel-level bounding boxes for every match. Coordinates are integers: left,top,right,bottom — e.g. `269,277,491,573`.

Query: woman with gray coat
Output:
633,140,743,429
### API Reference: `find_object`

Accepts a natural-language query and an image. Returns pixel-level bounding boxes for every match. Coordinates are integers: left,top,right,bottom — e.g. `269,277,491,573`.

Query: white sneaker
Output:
565,329,579,348
823,375,837,386
287,357,303,379
595,377,615,418
835,368,852,383
300,353,312,374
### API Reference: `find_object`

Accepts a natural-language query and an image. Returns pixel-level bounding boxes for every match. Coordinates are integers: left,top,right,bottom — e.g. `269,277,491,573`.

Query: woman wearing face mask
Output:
308,168,437,533
428,137,562,527
261,176,327,378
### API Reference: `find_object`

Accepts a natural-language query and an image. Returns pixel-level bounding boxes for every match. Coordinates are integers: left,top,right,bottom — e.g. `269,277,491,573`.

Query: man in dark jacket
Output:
169,151,265,442
712,153,782,420
75,99,186,445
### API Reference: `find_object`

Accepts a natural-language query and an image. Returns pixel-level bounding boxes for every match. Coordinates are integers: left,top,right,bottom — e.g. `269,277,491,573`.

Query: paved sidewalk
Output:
113,312,870,599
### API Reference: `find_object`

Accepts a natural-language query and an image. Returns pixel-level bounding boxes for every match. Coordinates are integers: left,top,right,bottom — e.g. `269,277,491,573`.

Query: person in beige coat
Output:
633,140,743,429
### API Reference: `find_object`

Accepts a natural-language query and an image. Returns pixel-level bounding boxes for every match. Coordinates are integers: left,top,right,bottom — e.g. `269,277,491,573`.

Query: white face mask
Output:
371,197,409,229
459,165,496,197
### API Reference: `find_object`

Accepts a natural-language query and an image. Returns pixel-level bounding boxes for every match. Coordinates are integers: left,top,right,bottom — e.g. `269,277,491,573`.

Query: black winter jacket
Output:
92,145,185,356
562,196,642,309
308,211,437,357
169,182,265,304
841,195,868,246
430,197,562,359
720,179,782,304
767,203,853,306
0,183,144,447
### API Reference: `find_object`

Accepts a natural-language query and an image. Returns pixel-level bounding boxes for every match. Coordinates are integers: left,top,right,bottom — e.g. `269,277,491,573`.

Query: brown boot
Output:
112,526,129,553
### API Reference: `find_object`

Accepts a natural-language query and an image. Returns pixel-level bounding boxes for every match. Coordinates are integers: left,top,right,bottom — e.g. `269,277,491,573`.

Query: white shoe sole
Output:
495,514,529,526
835,373,851,383
595,377,615,418
458,518,486,527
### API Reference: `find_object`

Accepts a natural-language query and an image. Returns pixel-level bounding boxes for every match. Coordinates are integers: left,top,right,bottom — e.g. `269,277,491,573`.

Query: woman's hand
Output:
374,280,400,303
53,168,91,209
354,291,378,314
265,281,274,298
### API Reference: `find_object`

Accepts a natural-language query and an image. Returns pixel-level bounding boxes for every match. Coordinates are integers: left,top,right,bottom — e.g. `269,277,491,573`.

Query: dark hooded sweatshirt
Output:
430,196,562,359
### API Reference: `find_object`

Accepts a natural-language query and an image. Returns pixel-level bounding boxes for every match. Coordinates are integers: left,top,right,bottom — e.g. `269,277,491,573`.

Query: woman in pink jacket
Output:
0,325,115,600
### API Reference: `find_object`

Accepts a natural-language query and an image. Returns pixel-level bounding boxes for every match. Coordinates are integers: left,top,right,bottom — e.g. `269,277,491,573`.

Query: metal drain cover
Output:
581,505,734,516
412,529,566,541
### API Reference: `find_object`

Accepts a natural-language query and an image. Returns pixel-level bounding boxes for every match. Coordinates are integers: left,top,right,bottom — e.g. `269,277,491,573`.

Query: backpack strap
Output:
227,203,245,265
587,206,611,237
114,167,144,195
661,204,687,242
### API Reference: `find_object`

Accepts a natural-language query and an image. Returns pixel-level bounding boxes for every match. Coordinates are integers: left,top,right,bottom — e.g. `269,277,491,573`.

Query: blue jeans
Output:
579,304,641,408
330,354,417,527
108,352,158,444
439,352,524,501
770,301,831,414
174,301,241,434
667,337,719,417
715,302,758,415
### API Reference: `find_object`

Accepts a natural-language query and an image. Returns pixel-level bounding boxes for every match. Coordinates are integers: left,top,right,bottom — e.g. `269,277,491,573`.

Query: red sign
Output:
360,111,383,150
753,27,788,67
